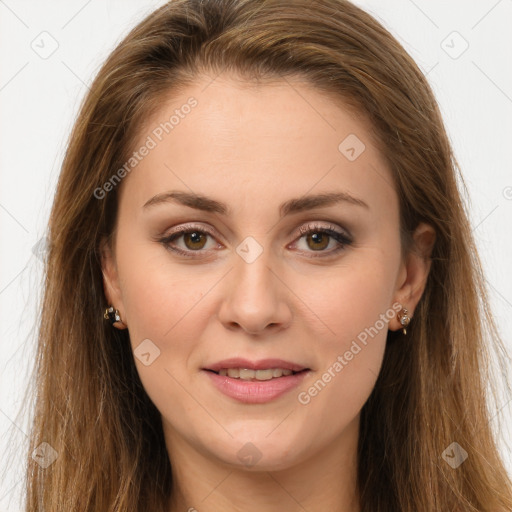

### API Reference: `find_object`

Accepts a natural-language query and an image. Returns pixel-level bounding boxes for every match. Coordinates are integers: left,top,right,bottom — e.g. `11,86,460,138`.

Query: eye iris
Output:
307,232,329,251
184,231,206,250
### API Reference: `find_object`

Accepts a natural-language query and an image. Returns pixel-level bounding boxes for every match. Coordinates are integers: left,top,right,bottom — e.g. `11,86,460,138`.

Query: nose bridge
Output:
232,235,277,305
217,235,292,333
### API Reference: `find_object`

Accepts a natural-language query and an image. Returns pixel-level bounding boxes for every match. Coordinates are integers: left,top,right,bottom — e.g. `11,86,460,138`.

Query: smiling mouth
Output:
205,368,309,381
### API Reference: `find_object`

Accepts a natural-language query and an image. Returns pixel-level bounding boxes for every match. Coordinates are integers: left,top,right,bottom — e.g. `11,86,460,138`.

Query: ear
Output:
100,236,128,329
390,222,436,332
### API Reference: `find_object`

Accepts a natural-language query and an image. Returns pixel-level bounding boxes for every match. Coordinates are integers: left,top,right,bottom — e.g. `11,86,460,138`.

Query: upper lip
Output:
204,358,309,373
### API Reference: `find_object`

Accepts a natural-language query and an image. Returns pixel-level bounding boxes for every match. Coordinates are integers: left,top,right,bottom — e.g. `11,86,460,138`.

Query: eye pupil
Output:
307,232,329,250
185,231,206,249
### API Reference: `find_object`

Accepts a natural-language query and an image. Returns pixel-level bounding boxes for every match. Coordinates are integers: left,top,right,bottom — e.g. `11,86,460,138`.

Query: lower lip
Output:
203,370,310,404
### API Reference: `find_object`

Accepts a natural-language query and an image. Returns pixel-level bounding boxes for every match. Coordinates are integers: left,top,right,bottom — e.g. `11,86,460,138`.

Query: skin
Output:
101,72,435,512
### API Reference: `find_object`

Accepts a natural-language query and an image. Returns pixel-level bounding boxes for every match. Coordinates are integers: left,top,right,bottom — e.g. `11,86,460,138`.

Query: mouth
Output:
202,358,311,403
204,367,309,381
203,357,310,379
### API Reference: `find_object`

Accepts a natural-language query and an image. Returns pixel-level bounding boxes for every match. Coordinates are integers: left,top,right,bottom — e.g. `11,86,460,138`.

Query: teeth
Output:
217,368,295,380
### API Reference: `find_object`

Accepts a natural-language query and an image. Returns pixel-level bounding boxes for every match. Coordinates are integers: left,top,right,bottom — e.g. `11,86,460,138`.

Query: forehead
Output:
121,72,397,220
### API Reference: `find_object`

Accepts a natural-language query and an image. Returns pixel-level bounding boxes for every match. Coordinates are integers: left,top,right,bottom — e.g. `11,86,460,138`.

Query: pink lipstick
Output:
203,358,310,404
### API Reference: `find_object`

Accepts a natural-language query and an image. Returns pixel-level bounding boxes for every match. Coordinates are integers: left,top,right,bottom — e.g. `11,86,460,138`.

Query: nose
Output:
216,248,292,335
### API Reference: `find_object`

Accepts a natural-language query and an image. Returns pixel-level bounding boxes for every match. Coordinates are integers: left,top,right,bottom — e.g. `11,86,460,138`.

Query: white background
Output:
1,1,511,509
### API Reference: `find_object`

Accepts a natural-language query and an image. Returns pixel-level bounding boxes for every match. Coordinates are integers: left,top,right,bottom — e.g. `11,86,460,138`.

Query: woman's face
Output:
102,72,432,471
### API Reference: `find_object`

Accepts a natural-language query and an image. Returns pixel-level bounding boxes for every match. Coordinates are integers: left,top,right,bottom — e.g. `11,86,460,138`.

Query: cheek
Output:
116,235,210,341
297,253,397,346
114,239,209,421
295,293,390,440
114,233,217,398
292,252,396,415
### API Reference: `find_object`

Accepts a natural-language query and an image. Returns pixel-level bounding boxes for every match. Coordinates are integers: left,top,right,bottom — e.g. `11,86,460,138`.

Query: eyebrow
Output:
142,190,369,217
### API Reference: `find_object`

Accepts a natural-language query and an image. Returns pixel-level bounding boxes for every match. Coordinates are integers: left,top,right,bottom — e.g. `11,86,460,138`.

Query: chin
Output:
203,433,308,472
222,450,301,473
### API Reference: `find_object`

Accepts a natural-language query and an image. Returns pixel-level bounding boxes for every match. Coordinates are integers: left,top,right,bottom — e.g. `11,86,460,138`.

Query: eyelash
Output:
157,222,353,259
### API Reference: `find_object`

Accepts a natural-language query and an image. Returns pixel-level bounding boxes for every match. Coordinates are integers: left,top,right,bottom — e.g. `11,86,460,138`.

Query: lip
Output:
203,369,310,404
202,358,311,404
204,358,308,373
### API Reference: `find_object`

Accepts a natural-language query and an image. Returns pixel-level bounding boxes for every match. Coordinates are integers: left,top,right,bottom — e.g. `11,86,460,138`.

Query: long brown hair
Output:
22,0,512,510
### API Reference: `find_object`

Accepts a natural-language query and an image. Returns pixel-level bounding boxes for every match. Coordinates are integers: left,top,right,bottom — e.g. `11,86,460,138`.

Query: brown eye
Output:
183,231,208,250
304,232,330,251
158,224,221,258
293,223,353,258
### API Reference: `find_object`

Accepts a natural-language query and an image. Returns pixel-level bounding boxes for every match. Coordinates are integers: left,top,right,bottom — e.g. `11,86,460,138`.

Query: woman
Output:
24,0,512,510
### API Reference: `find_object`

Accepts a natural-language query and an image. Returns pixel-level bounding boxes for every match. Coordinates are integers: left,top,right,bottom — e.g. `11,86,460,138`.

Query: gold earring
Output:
104,306,122,326
397,307,411,335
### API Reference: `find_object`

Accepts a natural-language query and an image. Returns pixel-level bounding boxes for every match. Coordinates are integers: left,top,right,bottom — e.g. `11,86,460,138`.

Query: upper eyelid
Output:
297,222,349,236
163,221,349,240
161,222,352,249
